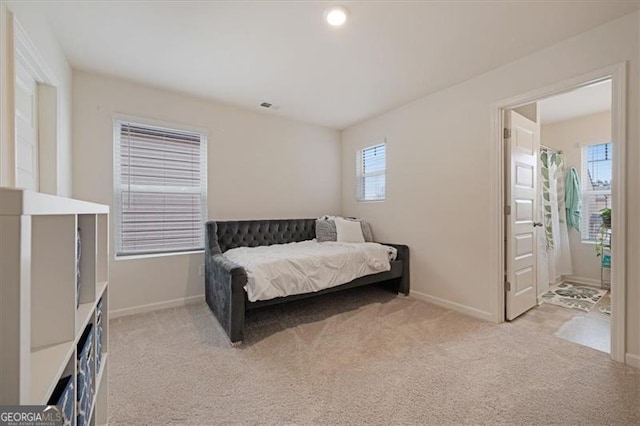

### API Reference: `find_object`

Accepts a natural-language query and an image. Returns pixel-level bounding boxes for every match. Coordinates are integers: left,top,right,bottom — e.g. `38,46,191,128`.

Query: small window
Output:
581,142,612,242
356,142,386,201
113,117,207,257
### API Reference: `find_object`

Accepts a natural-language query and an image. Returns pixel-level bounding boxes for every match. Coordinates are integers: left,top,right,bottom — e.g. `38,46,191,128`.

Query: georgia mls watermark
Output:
0,406,63,426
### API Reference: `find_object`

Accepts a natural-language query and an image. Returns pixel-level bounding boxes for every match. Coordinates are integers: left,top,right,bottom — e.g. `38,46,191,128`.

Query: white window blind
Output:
356,143,386,201
581,142,612,241
114,118,207,257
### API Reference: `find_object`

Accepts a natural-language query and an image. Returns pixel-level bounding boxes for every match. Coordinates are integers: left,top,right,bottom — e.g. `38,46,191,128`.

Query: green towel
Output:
565,167,581,231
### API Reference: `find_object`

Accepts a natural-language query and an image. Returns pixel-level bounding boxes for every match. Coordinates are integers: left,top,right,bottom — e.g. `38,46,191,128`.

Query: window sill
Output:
356,199,385,203
581,240,597,245
115,249,204,261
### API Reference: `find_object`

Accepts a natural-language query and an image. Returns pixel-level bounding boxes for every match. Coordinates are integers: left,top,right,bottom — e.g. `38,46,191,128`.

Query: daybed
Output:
204,218,410,344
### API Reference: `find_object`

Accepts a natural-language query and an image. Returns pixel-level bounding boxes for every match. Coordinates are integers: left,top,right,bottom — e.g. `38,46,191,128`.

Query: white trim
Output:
109,294,204,319
410,289,494,322
609,63,626,365
356,140,386,202
578,140,611,148
625,353,640,369
489,94,505,324
112,113,209,137
561,275,601,288
1,8,16,189
112,114,208,257
490,63,627,363
115,249,204,261
10,16,60,194
580,142,613,242
13,19,58,87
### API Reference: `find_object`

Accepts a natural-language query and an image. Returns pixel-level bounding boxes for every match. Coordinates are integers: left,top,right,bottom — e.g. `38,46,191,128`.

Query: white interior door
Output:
505,110,540,320
15,58,39,191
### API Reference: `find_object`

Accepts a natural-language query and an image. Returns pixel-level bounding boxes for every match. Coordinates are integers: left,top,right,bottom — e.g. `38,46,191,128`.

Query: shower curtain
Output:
537,148,573,294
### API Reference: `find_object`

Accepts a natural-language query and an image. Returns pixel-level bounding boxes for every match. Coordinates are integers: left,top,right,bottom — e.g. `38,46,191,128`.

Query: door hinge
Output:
504,280,511,292
504,205,511,215
504,128,511,139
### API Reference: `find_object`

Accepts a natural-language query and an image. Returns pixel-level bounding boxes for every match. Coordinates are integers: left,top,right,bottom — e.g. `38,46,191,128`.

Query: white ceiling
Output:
539,80,612,125
36,1,638,129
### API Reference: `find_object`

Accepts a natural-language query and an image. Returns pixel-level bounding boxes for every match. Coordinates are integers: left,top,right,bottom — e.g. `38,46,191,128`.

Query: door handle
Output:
533,222,543,227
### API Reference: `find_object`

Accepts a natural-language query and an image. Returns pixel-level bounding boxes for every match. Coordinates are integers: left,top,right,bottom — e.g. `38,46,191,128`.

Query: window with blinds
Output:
581,142,612,242
114,117,207,257
356,143,386,201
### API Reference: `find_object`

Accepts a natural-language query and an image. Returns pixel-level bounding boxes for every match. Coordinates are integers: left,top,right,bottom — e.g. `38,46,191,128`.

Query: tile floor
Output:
513,290,611,353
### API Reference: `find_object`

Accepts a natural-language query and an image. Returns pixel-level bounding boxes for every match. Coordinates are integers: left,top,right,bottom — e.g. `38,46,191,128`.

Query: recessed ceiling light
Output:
324,5,349,27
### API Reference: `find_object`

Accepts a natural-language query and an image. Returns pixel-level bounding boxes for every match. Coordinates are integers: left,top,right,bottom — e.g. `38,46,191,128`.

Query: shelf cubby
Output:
0,188,109,423
96,285,109,356
31,215,76,351
78,214,98,305
30,341,75,405
96,213,109,285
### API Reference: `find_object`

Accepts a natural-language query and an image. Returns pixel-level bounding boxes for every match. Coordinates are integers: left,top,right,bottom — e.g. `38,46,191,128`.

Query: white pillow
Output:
334,217,365,243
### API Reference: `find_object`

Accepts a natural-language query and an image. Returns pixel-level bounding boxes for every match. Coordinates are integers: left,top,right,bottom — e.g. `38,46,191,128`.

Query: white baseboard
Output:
110,294,205,319
562,275,601,288
625,352,640,369
410,290,494,322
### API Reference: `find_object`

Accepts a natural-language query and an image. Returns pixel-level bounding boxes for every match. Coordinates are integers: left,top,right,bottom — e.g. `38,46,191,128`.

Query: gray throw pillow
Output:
358,220,374,242
316,217,374,242
316,220,337,242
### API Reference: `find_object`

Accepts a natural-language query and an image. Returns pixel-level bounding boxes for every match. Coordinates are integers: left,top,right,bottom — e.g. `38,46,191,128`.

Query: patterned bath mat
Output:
599,305,611,316
541,283,607,312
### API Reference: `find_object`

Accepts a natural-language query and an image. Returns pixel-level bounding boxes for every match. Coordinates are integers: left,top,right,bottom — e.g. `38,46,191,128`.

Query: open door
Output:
15,57,39,191
505,110,540,320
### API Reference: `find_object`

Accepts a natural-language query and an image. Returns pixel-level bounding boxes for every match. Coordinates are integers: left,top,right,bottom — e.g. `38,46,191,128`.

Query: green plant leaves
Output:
539,147,565,250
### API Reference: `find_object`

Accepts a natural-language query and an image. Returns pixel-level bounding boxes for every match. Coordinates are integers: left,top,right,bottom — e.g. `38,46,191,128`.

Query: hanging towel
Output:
565,167,581,231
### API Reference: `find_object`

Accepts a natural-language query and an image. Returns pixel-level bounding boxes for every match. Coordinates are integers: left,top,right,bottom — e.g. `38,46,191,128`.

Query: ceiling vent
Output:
260,102,272,108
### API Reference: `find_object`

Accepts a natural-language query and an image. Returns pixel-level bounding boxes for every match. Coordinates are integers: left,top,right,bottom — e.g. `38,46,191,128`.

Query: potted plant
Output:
599,208,611,226
595,208,612,260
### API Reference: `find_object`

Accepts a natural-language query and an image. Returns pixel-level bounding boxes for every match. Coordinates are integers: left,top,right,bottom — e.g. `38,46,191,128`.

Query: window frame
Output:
356,141,386,202
580,141,612,243
112,114,208,259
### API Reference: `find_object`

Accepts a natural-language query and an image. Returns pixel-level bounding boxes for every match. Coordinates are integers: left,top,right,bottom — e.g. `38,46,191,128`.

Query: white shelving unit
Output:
0,188,109,425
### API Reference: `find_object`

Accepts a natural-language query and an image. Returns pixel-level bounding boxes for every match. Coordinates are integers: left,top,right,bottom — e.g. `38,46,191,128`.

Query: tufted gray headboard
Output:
206,219,316,254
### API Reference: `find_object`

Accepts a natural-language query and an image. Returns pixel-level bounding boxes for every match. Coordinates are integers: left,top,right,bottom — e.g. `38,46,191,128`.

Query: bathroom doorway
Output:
494,64,627,362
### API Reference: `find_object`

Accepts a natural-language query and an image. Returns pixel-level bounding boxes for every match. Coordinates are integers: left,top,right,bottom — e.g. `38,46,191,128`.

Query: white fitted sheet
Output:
223,240,397,302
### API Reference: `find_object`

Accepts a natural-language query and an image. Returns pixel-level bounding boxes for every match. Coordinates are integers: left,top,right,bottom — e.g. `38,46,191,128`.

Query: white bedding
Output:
223,240,397,302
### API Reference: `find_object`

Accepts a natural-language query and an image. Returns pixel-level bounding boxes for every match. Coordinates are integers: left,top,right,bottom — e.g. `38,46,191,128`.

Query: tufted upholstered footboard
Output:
204,219,410,344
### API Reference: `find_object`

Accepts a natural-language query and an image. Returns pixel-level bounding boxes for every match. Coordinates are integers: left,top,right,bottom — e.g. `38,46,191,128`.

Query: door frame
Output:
5,10,60,194
489,63,627,363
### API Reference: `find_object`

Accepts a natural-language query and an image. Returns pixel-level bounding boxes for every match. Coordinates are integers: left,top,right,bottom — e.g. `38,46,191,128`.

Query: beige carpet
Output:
109,286,640,425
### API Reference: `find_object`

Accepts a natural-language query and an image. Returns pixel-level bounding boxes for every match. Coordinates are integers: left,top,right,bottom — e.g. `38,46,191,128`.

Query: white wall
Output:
0,4,10,186
514,103,537,123
72,71,341,314
341,12,639,361
541,111,611,284
0,2,73,196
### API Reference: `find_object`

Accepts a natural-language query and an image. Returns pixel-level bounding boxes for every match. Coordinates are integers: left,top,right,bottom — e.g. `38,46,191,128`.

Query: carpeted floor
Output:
109,286,640,425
